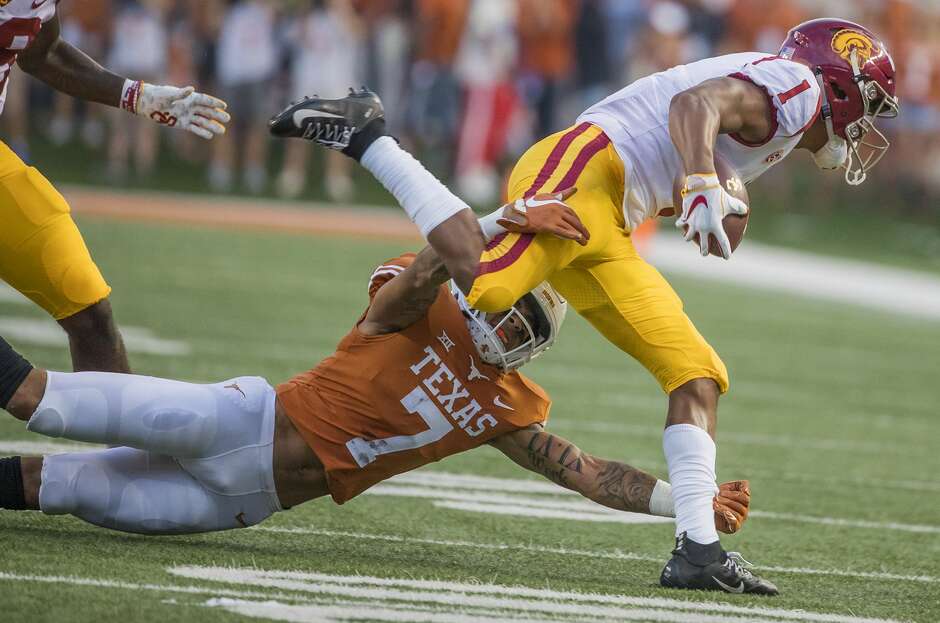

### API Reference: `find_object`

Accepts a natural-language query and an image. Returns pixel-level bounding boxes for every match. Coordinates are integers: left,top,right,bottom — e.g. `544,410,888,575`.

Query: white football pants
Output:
27,371,282,534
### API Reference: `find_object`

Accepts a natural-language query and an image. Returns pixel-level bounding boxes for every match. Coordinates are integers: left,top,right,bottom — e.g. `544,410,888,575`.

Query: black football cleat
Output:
268,87,385,152
659,532,779,595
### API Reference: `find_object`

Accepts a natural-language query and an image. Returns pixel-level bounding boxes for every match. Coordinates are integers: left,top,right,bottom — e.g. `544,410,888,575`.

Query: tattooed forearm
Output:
594,462,657,513
523,431,584,490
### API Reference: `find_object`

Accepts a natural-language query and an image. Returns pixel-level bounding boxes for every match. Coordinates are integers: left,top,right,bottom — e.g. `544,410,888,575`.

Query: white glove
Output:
121,80,230,140
675,173,749,259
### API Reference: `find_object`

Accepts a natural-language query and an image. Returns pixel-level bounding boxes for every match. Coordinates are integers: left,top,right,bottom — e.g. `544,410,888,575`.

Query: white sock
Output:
663,423,719,544
360,136,470,237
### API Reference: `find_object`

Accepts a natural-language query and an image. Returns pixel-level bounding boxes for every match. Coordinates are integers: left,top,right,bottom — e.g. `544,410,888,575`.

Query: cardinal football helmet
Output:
780,18,899,185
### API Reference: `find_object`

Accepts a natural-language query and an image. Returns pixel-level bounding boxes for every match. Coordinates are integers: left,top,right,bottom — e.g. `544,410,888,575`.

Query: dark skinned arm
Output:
668,76,775,176
16,14,125,107
358,245,451,336
489,424,659,513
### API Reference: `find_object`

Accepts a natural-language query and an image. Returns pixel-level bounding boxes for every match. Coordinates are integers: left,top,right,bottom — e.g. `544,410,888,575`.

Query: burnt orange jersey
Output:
277,254,551,504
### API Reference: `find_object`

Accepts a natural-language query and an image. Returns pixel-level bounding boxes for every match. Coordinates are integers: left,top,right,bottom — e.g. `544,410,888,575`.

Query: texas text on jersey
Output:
276,254,551,504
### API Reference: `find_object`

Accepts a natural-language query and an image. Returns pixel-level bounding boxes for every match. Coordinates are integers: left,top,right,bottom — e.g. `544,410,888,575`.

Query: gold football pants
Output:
0,140,110,319
467,123,728,394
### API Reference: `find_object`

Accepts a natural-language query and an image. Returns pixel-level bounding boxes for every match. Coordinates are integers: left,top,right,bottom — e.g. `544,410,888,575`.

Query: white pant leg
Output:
28,372,269,460
39,447,278,534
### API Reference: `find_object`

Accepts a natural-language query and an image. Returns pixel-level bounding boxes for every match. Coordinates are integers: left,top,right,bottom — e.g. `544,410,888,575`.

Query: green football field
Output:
0,217,938,623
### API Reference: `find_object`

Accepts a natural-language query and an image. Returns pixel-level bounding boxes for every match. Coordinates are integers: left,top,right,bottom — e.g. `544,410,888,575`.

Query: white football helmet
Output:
451,281,567,372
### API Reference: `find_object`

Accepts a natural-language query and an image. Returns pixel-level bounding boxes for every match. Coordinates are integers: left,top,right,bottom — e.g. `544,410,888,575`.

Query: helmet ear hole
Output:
830,81,848,101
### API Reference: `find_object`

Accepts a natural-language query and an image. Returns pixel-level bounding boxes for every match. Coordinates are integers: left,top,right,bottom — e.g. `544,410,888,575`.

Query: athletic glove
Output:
121,80,230,140
714,479,750,534
485,187,590,245
676,173,748,259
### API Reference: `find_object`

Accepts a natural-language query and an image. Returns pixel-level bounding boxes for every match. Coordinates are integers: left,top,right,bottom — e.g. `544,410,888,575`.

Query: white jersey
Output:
578,53,822,229
0,0,57,116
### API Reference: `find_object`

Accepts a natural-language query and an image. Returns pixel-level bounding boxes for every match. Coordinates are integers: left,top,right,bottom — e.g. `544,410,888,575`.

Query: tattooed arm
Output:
489,424,661,514
360,245,451,335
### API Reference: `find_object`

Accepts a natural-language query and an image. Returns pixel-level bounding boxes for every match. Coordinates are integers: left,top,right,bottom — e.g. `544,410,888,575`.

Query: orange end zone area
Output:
63,186,423,241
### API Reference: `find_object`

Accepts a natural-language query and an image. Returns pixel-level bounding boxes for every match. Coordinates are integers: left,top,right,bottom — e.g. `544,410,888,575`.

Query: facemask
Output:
812,135,849,170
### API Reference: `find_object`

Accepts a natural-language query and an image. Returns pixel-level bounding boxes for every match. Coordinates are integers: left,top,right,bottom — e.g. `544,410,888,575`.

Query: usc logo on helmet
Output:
831,29,878,64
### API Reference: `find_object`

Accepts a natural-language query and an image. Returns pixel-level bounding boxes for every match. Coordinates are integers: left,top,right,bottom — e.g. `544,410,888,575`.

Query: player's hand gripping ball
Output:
672,156,749,259
497,187,591,246
714,479,750,534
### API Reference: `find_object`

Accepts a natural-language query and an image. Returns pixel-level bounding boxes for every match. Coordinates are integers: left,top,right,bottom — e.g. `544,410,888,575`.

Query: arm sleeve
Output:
733,58,823,138
366,253,417,301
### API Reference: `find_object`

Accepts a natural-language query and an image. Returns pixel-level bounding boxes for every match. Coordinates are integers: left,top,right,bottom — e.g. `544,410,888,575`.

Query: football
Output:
670,155,749,257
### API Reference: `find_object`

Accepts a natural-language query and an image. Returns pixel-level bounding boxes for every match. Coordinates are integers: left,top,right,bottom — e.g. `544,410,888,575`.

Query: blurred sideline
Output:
63,186,940,321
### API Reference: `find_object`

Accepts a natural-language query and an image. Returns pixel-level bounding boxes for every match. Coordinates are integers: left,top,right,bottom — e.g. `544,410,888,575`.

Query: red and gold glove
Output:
714,479,750,534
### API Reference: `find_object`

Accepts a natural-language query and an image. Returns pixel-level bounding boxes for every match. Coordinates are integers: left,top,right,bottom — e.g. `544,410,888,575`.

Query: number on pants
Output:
346,385,454,467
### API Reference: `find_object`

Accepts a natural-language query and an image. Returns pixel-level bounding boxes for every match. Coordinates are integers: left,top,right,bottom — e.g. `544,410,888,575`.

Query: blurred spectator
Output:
517,0,576,138
47,0,112,150
276,0,364,200
407,0,468,178
453,0,519,205
210,0,279,194
574,0,611,114
1,0,938,214
105,0,170,183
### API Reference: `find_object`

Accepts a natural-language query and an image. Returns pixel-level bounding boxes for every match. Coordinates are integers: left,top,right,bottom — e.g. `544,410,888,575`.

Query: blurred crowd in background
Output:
2,0,938,216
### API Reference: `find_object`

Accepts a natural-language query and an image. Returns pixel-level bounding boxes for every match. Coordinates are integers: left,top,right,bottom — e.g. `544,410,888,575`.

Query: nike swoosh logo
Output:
31,0,48,7
712,576,744,593
687,195,708,217
493,395,514,411
292,109,343,126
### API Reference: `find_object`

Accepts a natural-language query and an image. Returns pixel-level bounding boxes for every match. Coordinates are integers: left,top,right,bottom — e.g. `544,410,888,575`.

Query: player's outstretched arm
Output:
17,14,229,140
490,424,750,533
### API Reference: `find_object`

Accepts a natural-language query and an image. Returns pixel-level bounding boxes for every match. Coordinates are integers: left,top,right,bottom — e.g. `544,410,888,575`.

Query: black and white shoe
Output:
659,532,779,595
268,87,384,152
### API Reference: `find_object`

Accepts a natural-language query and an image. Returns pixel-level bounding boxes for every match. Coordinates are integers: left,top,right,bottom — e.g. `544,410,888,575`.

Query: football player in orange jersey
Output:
0,189,749,547
0,4,229,374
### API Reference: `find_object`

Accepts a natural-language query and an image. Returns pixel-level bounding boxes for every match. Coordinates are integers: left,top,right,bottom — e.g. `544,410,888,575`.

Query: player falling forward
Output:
0,197,750,544
268,18,898,595
0,1,229,373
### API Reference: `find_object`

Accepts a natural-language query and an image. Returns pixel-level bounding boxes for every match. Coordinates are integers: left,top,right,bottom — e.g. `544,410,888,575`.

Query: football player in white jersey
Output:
0,1,229,375
270,18,899,595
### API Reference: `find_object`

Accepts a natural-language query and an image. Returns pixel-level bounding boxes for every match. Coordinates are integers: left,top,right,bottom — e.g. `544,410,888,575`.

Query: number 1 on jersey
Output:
346,385,454,467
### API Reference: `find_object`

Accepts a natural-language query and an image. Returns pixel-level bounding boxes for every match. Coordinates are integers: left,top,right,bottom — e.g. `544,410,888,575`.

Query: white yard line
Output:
254,527,938,585
5,566,902,623
645,234,940,321
171,566,905,623
0,316,190,356
374,472,940,535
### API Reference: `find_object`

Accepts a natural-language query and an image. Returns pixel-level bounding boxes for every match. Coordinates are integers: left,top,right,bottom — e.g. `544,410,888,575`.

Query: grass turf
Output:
0,218,938,622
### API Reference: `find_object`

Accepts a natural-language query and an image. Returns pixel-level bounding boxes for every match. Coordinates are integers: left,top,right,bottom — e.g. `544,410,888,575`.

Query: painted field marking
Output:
646,232,940,321
0,440,101,456
253,526,939,585
8,566,901,623
171,565,904,623
369,471,940,535
0,316,190,356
